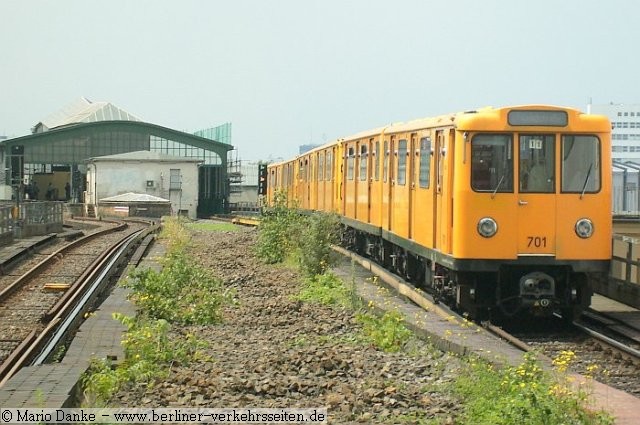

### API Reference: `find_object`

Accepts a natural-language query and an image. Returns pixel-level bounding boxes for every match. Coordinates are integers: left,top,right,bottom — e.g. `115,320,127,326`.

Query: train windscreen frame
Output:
471,134,514,192
561,135,601,193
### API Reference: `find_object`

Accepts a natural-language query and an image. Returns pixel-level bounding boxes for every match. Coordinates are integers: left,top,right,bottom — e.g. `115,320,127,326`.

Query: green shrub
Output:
294,212,340,277
256,191,340,277
255,191,301,264
126,250,233,325
82,314,208,406
296,272,352,306
356,309,412,353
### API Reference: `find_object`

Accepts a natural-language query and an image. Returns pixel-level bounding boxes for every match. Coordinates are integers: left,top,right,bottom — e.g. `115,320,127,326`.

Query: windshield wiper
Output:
491,174,505,199
580,163,593,199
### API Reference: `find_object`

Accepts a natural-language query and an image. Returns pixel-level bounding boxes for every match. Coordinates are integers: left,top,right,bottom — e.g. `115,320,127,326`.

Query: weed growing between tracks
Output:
257,195,615,424
81,217,230,406
453,351,613,425
256,190,341,277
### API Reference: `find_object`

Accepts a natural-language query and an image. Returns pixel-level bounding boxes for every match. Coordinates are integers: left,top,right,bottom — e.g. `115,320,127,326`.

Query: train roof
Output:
266,104,610,167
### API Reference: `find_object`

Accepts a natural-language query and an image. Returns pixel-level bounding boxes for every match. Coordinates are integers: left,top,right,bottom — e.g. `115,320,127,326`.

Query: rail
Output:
0,221,159,386
0,221,127,303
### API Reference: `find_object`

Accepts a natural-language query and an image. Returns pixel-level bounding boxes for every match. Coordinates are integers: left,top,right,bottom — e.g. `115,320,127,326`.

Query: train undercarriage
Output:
341,225,600,322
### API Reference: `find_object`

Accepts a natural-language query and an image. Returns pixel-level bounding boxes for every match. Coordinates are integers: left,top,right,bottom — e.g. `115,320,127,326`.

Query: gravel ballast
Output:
112,226,463,423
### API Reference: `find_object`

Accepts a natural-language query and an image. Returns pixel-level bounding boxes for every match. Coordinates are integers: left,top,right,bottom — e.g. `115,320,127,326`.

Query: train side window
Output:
471,134,513,192
374,141,380,181
326,151,332,181
347,147,355,180
419,137,431,188
397,139,407,185
359,145,368,181
561,135,601,193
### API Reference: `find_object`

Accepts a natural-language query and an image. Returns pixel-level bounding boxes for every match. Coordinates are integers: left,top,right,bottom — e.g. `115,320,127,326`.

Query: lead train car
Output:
267,105,612,320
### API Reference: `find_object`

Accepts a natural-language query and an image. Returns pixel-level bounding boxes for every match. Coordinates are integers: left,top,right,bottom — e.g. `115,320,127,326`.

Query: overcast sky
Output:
1,0,638,162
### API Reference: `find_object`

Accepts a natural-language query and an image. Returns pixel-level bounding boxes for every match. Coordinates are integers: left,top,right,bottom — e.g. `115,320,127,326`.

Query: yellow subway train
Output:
267,105,611,320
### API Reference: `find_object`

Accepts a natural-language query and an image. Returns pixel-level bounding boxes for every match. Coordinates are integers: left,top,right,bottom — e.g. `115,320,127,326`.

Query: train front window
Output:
561,135,600,193
519,135,555,193
471,134,513,192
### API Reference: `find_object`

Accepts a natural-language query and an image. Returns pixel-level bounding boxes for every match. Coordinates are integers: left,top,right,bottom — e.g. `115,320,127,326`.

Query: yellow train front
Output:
267,105,612,320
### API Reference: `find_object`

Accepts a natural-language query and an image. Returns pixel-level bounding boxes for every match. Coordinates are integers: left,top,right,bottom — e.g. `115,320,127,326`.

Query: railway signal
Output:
257,163,268,195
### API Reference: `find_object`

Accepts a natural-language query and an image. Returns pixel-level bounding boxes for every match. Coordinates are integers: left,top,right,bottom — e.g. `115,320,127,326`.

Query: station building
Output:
0,98,233,217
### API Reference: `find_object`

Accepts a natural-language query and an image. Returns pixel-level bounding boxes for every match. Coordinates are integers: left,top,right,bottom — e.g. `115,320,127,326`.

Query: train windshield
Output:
471,134,513,192
519,135,555,193
561,135,600,193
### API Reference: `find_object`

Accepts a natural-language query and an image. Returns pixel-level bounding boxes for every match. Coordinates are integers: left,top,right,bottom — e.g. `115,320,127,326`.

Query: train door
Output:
434,131,444,249
369,139,382,226
302,158,309,209
356,140,370,222
328,147,335,212
391,136,410,238
408,133,417,240
411,133,435,248
336,144,344,215
296,159,303,207
382,139,391,230
286,163,293,205
310,154,317,210
516,134,556,255
435,129,455,253
317,151,325,211
386,137,396,231
343,142,357,218
366,139,373,223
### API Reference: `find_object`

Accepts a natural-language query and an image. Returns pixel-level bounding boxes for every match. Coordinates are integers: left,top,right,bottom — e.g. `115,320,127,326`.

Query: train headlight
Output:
477,217,498,238
575,218,594,238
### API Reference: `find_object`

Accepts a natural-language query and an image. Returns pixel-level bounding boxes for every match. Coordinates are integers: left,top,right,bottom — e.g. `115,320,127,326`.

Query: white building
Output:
590,103,640,162
86,150,202,219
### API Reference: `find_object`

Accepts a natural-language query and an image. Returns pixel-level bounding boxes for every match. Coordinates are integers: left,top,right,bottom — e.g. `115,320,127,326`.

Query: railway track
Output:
490,311,640,397
331,242,640,398
0,219,115,290
0,219,158,385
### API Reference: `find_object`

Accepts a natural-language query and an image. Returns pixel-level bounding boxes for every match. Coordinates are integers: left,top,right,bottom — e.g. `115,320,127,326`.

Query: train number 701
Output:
527,236,547,248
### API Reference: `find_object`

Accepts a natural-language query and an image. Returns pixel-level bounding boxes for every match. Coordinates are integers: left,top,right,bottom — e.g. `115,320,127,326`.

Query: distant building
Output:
86,150,202,219
590,103,640,162
0,98,232,215
299,144,321,154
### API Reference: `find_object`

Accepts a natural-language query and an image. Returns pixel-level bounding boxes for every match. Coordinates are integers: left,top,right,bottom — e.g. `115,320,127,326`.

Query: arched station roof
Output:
0,120,232,166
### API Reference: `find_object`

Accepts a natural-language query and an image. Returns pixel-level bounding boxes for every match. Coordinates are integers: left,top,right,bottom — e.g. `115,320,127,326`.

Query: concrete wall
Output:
229,185,259,205
87,160,199,219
